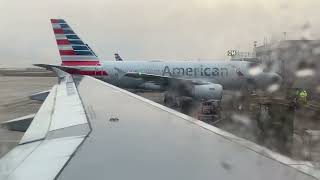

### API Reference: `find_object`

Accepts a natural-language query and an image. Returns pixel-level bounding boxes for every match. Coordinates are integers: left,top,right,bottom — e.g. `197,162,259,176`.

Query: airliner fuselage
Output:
76,60,278,91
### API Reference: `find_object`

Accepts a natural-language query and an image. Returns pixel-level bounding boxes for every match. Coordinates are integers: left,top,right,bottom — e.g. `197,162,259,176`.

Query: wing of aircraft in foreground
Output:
0,69,319,180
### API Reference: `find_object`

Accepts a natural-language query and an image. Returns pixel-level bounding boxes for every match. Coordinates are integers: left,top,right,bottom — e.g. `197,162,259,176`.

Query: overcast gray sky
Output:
0,0,319,67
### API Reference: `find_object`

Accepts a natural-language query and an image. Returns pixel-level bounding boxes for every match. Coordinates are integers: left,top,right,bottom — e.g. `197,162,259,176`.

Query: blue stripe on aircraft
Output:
60,24,70,28
69,40,84,45
72,46,89,50
66,35,80,40
74,51,94,55
63,29,75,34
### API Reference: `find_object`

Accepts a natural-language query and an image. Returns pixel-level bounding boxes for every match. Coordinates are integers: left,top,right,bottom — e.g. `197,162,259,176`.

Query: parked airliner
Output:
36,19,281,101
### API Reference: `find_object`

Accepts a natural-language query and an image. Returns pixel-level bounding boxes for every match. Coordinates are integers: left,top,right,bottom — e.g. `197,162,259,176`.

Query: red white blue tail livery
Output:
51,19,101,66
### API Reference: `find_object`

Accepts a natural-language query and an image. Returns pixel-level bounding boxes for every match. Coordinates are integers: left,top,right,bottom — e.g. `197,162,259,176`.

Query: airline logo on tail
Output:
51,19,107,76
51,19,101,66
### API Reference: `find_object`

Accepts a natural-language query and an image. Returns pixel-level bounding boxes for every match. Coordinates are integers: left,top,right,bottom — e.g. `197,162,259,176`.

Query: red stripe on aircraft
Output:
62,61,101,66
54,29,64,34
59,50,75,55
51,19,59,23
57,39,70,45
66,70,108,76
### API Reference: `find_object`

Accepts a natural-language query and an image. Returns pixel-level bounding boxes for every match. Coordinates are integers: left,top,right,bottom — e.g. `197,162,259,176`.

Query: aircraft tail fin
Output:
50,19,101,66
114,53,123,61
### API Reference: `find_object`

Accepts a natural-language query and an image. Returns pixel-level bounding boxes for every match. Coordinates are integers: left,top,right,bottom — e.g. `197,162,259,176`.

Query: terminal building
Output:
255,40,320,160
228,40,320,88
255,40,320,68
254,40,320,90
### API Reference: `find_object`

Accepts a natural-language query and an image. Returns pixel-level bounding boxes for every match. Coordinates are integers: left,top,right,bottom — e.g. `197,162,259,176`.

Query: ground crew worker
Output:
298,89,308,104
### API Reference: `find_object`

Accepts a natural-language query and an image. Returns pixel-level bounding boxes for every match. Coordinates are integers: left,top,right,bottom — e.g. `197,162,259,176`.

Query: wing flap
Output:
0,141,41,180
49,76,87,131
6,137,84,180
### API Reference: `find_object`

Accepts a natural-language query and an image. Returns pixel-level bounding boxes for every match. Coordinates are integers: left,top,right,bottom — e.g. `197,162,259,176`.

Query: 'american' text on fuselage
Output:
162,66,228,77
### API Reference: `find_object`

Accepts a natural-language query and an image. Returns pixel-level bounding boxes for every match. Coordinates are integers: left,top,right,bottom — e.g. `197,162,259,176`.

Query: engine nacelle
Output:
138,82,163,91
192,84,223,100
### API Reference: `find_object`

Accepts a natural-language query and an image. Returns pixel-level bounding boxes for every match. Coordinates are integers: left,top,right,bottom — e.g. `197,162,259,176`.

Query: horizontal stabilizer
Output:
33,64,79,71
29,90,50,101
0,114,35,132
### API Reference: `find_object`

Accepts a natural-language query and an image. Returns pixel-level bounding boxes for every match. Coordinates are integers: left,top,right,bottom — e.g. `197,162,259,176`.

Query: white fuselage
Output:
88,60,254,90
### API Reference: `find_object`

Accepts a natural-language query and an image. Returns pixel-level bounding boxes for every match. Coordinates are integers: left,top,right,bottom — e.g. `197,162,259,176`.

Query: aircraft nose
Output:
246,72,282,89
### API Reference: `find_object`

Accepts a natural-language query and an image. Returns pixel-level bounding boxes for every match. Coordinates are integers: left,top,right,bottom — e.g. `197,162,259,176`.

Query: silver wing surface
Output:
0,70,319,180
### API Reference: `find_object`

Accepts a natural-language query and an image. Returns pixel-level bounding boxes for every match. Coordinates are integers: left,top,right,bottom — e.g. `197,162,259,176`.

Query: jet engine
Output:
138,82,163,91
191,84,223,100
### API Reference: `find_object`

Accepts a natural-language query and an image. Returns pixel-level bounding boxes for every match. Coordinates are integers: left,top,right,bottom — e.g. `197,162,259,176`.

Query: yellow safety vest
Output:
299,91,307,98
